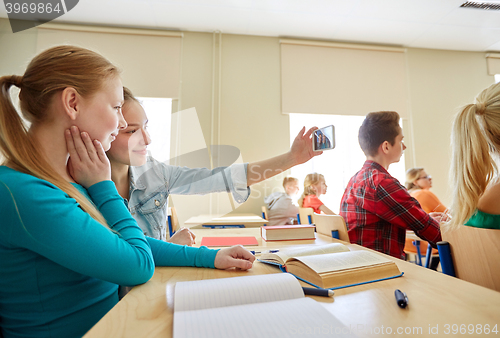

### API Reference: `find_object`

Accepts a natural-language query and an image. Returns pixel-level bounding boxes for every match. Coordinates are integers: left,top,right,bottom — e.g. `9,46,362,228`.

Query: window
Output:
137,97,172,163
289,113,406,214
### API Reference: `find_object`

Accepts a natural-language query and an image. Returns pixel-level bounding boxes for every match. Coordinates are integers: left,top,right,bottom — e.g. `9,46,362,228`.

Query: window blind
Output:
280,39,408,117
37,24,182,99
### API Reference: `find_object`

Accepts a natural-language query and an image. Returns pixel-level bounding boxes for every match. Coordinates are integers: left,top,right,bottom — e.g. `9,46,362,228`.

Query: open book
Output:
260,243,402,289
173,274,356,338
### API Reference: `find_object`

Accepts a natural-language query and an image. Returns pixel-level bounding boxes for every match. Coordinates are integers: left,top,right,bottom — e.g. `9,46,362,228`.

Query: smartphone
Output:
313,125,335,152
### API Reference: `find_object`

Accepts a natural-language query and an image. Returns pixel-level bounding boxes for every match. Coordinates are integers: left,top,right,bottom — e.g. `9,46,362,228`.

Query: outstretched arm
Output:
319,204,336,215
247,127,322,186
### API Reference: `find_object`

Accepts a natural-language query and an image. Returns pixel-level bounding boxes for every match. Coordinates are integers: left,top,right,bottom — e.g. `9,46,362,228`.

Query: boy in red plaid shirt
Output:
340,111,443,261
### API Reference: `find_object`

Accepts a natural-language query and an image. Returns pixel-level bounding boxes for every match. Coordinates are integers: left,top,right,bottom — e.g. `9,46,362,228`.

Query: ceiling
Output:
2,0,500,52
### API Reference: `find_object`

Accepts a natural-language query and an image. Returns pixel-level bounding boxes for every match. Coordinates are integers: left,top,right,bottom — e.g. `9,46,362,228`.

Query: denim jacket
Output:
126,157,250,240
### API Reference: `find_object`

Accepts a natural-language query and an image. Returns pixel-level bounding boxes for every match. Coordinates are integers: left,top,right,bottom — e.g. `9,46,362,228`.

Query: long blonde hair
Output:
405,167,424,190
0,45,120,227
298,173,324,207
447,82,500,230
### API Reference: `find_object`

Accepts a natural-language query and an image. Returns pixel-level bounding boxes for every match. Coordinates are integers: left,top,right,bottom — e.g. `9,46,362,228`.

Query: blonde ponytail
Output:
447,82,500,230
0,46,121,227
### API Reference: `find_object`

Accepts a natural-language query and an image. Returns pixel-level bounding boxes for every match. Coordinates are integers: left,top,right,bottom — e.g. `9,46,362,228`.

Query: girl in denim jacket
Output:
106,87,323,245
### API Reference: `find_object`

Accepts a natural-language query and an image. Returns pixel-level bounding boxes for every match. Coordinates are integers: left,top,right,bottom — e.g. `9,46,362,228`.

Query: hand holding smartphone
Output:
313,125,335,152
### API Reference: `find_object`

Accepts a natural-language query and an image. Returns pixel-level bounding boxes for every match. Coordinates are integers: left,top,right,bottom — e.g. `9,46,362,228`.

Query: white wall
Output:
0,19,495,223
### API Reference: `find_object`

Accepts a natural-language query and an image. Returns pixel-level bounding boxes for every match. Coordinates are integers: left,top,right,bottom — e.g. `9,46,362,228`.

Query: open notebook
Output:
173,273,356,338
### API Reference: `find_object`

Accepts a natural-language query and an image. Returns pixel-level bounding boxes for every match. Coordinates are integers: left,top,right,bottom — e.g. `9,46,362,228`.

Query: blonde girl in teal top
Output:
0,46,257,338
448,81,500,230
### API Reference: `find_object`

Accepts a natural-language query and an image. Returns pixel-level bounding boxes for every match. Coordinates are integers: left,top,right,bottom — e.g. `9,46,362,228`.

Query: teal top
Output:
0,166,218,338
465,209,500,229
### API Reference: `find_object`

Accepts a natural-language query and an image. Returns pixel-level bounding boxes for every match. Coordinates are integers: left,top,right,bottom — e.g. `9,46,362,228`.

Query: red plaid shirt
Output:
340,160,441,259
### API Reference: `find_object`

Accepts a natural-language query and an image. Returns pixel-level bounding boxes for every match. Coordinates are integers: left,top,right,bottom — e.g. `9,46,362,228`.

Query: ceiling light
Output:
460,1,500,10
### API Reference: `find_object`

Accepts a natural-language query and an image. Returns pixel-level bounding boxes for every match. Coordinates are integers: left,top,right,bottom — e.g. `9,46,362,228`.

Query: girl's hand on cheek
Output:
65,126,111,188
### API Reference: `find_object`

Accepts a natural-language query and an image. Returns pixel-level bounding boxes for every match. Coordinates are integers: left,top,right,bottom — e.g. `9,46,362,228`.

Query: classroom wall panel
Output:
177,32,288,219
0,19,38,76
220,34,287,215
405,48,493,206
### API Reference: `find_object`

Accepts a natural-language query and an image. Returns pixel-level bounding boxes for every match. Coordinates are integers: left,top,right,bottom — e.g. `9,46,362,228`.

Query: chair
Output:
404,238,438,268
439,225,500,292
297,207,314,225
311,214,350,243
167,206,180,238
261,205,269,221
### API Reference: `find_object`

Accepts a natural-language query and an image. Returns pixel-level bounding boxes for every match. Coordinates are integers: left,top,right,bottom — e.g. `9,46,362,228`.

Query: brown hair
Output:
282,176,298,189
298,173,324,207
123,86,140,105
405,167,424,190
0,45,120,226
358,111,401,156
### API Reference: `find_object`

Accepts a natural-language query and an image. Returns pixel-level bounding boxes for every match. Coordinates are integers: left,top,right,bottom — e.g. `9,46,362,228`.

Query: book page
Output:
260,243,349,265
174,273,304,312
290,251,393,274
174,297,355,338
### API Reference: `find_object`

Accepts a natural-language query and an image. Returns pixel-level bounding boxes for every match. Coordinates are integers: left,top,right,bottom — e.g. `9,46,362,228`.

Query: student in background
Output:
340,111,443,260
405,167,447,213
264,176,300,226
106,88,323,244
0,46,256,338
448,82,500,230
405,167,444,270
298,173,335,215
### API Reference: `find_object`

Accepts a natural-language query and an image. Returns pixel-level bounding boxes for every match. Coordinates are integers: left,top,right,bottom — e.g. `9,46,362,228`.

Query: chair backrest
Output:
261,205,269,220
167,206,180,238
442,225,500,292
298,207,314,224
312,214,350,243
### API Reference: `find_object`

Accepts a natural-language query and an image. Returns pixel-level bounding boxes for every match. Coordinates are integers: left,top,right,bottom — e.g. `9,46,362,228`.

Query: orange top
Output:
410,189,447,213
302,195,324,213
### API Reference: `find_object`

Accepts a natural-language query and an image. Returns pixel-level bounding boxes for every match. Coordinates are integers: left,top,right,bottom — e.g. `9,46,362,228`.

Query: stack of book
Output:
260,225,315,241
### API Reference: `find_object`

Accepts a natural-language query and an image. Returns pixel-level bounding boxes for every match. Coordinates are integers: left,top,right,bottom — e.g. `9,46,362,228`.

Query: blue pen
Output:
250,249,279,255
302,287,334,297
395,289,408,308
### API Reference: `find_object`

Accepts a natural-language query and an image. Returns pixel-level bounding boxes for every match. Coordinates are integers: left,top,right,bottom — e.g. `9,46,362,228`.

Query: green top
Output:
0,166,218,338
465,209,500,229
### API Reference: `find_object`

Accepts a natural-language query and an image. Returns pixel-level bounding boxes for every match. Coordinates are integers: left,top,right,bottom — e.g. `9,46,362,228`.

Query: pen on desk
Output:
395,289,408,308
250,249,279,255
302,287,334,297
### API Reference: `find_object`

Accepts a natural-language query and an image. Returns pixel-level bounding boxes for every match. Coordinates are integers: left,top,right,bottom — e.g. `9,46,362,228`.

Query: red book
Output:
200,236,259,247
261,225,316,241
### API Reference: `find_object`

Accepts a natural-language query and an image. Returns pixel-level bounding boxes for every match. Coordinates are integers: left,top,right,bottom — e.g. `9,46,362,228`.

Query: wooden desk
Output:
85,228,500,338
183,213,268,228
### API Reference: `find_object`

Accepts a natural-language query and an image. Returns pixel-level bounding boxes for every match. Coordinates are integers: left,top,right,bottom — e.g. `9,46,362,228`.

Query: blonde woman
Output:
298,173,335,214
448,81,500,230
0,46,257,338
405,168,447,213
